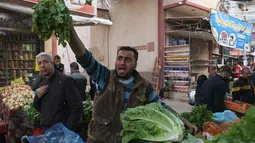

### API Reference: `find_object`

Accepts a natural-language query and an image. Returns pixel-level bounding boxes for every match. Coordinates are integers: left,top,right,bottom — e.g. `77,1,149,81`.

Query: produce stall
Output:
0,84,34,143
0,8,43,87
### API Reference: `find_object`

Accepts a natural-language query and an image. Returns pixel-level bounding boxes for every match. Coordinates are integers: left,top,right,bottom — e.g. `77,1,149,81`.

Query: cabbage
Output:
120,103,185,143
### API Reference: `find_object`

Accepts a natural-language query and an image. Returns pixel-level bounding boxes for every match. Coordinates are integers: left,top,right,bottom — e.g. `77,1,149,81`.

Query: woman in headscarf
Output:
195,74,208,105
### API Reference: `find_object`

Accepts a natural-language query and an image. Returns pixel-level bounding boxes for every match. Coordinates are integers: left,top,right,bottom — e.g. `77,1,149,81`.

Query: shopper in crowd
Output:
194,74,208,105
159,77,172,100
232,68,255,104
209,66,217,79
232,61,242,80
68,26,177,143
70,62,87,101
54,55,65,74
196,66,231,113
33,52,83,132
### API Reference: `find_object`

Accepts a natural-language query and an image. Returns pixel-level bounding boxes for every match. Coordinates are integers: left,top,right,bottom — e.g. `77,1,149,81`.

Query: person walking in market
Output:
54,55,65,74
68,26,176,143
70,62,87,101
196,66,232,113
232,68,255,104
33,52,83,132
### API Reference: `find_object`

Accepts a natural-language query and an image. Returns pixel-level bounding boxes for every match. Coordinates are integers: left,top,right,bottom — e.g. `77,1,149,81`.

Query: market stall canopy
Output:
0,2,113,26
165,16,213,41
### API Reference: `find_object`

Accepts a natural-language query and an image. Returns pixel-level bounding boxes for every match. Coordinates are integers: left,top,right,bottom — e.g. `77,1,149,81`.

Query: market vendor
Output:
69,26,172,143
33,52,83,132
232,68,255,104
196,66,231,113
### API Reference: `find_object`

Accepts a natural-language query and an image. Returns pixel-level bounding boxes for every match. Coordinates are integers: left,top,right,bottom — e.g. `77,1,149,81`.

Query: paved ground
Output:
164,99,192,113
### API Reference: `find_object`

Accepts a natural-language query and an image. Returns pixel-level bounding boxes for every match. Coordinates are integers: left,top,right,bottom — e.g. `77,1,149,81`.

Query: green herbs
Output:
23,104,41,125
206,107,255,143
120,103,185,143
82,94,93,120
32,0,72,47
181,105,213,128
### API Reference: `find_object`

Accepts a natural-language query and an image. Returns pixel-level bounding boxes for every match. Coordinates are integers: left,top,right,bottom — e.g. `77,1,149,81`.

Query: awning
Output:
0,2,113,26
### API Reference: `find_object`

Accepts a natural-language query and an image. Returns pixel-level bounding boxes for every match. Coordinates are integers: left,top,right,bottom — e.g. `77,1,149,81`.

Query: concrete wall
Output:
57,26,91,74
90,0,159,80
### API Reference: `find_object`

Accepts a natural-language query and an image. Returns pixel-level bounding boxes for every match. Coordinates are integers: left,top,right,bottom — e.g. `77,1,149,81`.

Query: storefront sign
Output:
230,49,242,56
22,0,96,16
210,9,253,51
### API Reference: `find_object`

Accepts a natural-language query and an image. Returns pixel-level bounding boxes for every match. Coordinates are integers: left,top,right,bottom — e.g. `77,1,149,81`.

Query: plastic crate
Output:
224,100,252,114
33,128,43,136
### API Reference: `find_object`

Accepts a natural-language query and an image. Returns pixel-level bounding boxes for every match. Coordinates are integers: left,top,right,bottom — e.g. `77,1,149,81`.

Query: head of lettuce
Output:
120,103,185,143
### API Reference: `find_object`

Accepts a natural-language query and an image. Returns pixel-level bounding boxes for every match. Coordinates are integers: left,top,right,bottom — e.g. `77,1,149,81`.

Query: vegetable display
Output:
23,104,41,125
82,95,92,120
181,105,213,128
206,107,255,143
1,84,34,110
32,0,72,47
120,103,185,143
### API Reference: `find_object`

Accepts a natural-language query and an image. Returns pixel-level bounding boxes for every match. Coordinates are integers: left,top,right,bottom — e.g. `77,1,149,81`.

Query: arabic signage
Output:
210,9,253,51
22,0,96,16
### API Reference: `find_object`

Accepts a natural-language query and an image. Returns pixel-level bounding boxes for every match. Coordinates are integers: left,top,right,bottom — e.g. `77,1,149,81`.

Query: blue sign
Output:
210,9,253,51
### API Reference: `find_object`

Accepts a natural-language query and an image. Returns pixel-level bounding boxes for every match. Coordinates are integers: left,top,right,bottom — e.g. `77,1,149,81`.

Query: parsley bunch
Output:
32,0,72,47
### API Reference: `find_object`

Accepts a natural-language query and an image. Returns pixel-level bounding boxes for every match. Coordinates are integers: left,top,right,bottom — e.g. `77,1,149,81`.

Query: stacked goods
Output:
1,84,33,110
0,84,34,143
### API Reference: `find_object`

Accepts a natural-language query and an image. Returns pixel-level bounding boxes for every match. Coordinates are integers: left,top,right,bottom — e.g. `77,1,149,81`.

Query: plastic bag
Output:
21,123,84,143
213,110,238,123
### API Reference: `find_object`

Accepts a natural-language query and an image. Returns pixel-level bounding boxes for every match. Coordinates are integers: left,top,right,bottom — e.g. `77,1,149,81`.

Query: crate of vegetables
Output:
0,84,35,143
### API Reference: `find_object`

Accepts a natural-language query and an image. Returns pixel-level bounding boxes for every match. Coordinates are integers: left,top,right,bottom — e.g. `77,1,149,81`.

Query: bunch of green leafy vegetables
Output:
206,107,255,143
32,0,72,47
23,104,41,125
120,103,185,143
82,93,93,120
181,105,213,129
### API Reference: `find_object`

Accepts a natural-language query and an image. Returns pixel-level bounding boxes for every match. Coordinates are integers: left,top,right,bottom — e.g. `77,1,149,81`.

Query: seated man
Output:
232,68,255,104
159,77,172,100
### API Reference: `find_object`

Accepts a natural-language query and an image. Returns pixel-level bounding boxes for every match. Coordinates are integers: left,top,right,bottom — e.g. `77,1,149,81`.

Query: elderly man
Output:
68,26,176,143
33,52,83,131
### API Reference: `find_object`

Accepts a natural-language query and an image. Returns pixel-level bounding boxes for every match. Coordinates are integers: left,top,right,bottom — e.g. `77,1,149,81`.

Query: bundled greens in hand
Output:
206,107,255,143
181,105,213,128
32,0,72,47
120,103,184,143
23,104,40,125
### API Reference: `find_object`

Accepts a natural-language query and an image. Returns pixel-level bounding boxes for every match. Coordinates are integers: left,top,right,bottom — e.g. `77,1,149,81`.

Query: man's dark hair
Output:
212,66,217,70
219,65,232,73
117,46,138,62
70,62,79,70
54,55,61,60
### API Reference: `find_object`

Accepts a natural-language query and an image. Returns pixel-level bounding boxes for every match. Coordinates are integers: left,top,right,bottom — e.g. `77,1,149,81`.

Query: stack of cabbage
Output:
120,103,185,143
